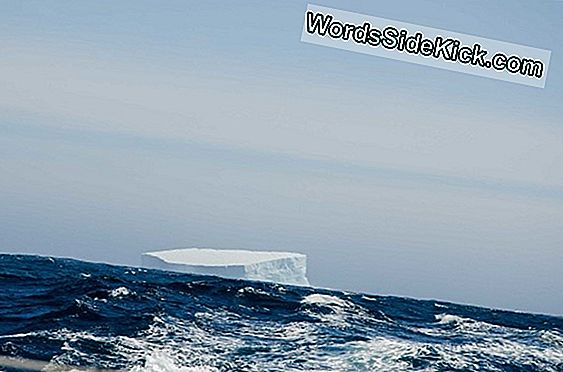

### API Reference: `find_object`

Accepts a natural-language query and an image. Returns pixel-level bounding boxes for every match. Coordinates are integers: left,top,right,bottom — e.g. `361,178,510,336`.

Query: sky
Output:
0,0,562,315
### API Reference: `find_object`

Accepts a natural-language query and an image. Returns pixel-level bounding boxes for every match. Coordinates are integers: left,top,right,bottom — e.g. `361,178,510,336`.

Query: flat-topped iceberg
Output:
142,248,309,286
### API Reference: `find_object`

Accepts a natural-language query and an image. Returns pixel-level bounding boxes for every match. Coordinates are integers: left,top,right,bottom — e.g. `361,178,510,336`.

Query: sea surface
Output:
0,254,562,371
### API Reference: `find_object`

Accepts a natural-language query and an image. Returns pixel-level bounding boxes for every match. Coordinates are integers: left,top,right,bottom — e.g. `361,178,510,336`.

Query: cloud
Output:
2,39,563,190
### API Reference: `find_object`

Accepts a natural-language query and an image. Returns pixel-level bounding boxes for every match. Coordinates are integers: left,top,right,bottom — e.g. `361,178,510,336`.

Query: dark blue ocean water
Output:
0,254,561,371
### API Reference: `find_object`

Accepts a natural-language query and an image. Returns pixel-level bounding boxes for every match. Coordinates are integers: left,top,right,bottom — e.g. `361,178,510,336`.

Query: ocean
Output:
0,254,561,371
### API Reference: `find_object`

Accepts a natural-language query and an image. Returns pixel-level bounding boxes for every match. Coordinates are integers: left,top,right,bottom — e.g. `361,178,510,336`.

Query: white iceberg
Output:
141,248,309,286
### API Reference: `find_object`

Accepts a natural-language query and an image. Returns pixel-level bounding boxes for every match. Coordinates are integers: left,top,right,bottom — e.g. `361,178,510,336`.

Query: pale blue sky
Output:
0,0,562,314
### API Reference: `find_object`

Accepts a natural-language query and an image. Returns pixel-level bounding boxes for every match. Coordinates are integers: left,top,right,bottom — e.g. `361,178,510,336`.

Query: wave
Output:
0,254,561,371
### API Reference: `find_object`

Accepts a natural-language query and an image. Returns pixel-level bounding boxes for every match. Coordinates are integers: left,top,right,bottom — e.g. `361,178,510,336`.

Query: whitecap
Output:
130,352,218,372
110,287,132,298
301,294,351,308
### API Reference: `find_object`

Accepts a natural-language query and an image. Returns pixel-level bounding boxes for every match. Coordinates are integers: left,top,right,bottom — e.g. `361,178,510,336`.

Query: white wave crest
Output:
110,287,133,298
130,352,218,372
301,294,352,308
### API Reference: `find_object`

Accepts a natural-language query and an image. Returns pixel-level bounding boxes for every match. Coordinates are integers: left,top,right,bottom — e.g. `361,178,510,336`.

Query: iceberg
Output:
141,248,309,286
